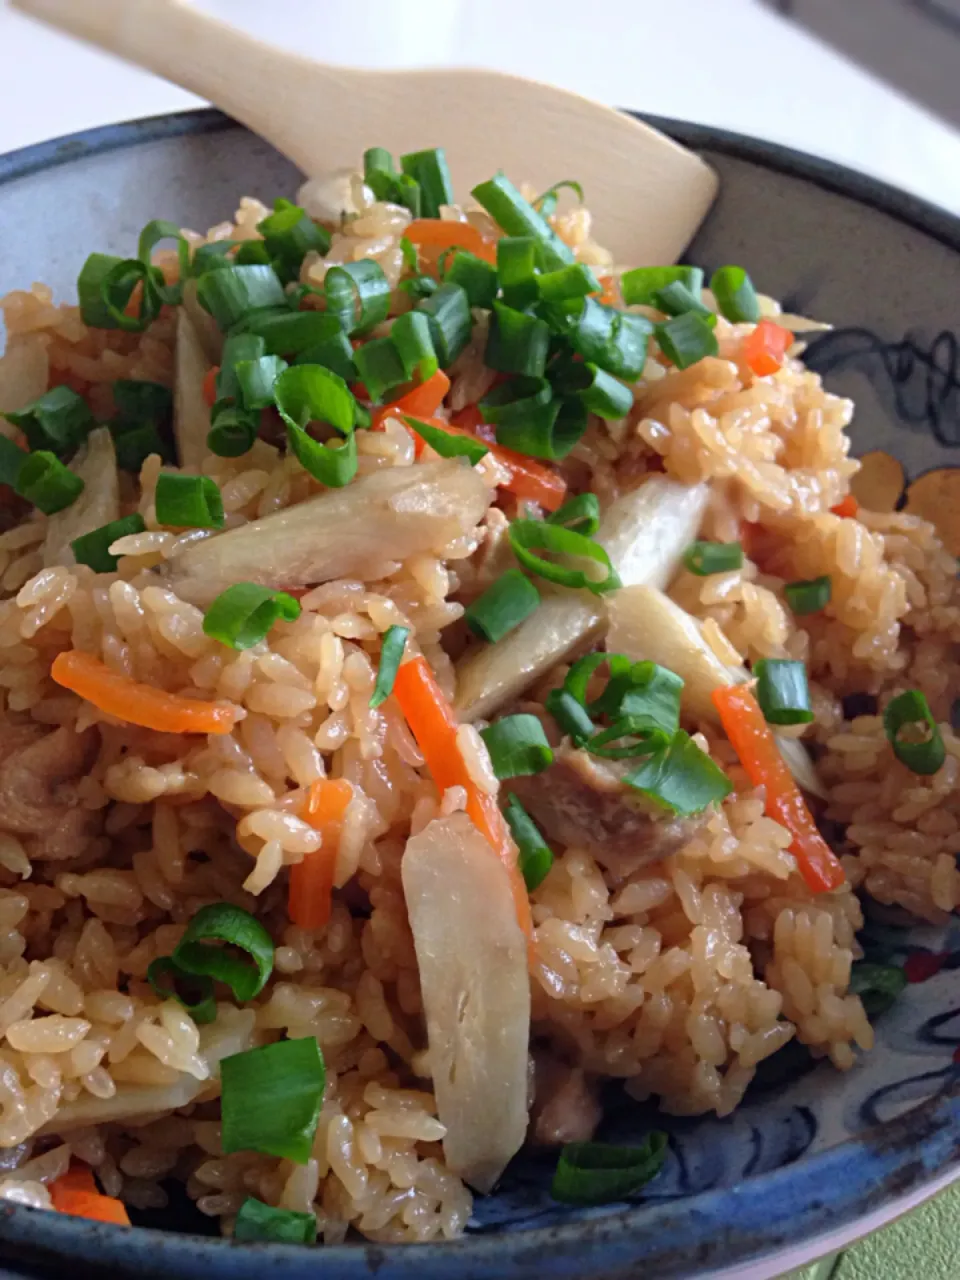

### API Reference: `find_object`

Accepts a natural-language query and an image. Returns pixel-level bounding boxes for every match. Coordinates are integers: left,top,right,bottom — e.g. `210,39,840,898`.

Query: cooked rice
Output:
0,172,956,1247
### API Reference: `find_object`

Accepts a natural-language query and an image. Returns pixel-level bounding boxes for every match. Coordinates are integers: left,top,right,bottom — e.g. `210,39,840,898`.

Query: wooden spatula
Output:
11,0,717,265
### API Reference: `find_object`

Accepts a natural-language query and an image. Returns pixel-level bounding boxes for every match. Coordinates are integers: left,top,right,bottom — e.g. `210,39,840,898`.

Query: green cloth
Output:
783,1181,960,1280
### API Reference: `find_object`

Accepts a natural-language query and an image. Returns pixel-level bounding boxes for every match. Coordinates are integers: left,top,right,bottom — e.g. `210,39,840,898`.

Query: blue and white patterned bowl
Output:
0,109,959,1280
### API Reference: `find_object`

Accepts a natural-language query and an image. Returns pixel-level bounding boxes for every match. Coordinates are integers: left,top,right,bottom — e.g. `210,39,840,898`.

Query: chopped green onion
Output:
196,264,287,330
586,663,683,757
353,338,408,403
499,397,587,463
71,513,147,573
623,730,733,816
683,540,744,576
480,714,554,779
0,437,25,488
509,519,620,595
155,473,224,529
544,687,595,745
849,961,907,1019
370,626,410,708
485,303,551,378
364,147,420,214
391,311,439,384
234,1197,317,1245
464,569,540,643
399,275,439,300
656,311,720,369
399,148,454,219
137,219,191,304
221,1037,325,1163
533,179,584,219
399,235,418,272
754,658,815,727
113,379,172,425
551,361,634,420
234,355,288,411
496,236,539,309
784,575,831,616
325,260,391,337
273,363,361,437
237,309,345,359
3,385,94,456
710,265,761,323
234,240,273,267
503,793,554,891
537,262,601,303
77,253,164,333
258,198,331,282
216,333,268,405
295,332,357,384
191,240,238,276
403,415,488,464
15,451,84,515
570,299,653,380
472,173,575,272
547,493,600,535
480,375,553,427
172,902,274,1000
111,422,169,472
417,283,472,366
552,1135,668,1206
203,583,302,651
620,266,703,308
564,652,632,711
654,281,714,318
146,956,217,1025
206,408,258,460
883,689,946,776
444,250,498,309
285,423,358,487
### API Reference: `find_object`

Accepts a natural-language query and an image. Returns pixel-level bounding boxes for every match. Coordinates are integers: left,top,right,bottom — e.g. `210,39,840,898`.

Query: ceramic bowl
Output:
0,109,959,1280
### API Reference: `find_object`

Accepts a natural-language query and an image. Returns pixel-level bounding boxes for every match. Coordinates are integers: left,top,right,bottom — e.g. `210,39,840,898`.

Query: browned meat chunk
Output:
0,722,101,860
509,745,707,876
530,1056,602,1147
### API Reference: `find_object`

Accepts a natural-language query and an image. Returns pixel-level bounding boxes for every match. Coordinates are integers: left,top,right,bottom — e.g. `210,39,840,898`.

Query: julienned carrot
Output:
371,370,452,443
50,1165,131,1226
404,219,497,267
597,275,619,306
742,319,792,377
392,655,533,938
831,494,859,519
202,366,219,408
449,406,568,512
51,651,237,736
711,685,845,894
288,778,354,930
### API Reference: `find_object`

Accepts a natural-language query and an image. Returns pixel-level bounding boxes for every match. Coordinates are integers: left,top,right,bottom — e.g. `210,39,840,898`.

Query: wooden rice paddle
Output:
12,0,718,266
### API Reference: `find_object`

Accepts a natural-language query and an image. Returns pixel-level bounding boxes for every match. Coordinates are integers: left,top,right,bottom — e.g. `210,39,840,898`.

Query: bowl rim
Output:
0,106,959,1280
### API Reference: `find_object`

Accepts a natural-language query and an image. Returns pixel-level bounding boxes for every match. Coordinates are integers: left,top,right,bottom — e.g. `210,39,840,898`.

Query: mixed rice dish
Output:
0,146,954,1245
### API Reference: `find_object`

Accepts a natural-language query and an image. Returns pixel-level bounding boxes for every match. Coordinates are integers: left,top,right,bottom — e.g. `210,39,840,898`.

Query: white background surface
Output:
1,0,960,214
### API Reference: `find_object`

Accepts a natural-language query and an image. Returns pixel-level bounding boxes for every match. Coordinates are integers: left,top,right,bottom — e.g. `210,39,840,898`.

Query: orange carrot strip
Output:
742,319,792,377
51,1166,130,1226
202,366,219,408
831,495,859,519
288,778,354,930
404,219,497,267
393,656,532,937
51,651,237,736
371,369,451,433
712,686,845,894
449,406,568,512
597,274,619,306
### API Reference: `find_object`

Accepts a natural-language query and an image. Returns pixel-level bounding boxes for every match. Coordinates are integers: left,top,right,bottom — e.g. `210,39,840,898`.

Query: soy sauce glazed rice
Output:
0,146,955,1243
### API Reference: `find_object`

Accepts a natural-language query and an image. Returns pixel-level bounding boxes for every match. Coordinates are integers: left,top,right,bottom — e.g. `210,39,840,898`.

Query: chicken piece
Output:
530,1056,602,1147
0,722,101,860
509,745,706,876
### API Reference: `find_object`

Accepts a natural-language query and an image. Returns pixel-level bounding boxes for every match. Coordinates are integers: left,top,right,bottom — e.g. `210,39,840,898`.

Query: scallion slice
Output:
537,262,601,303
503,793,554,890
480,375,553,427
0,437,25,488
464,569,540,643
552,1135,668,1206
234,240,273,267
883,689,946,775
754,658,815,726
146,956,217,1025
216,332,268,406
112,422,169,472
444,250,499,309
485,303,551,378
544,687,596,745
15,451,84,515
77,253,164,333
480,714,554,778
221,1038,325,1163
403,415,488,464
471,173,575,272
137,219,191,304
353,338,408,403
620,266,703,308
710,265,761,323
206,407,258,460
155,473,225,529
295,331,357,383
497,397,586,462
533,179,584,219
258,198,331,282
325,260,391,336
370,625,410,708
849,961,907,1019
586,663,683,757
3,385,94,456
784,575,831,615
509,519,620,595
564,652,632,712
286,424,358,488
234,1197,317,1245
551,360,634,420
364,147,420,213
196,264,287,330
623,730,733,816
546,493,601,536
496,236,540,309
191,240,238,276
171,902,274,1000
656,311,720,369
71,513,147,573
203,583,302,651
399,148,454,219
236,309,345,360
390,311,439,384
570,299,653,380
683,540,744,576
113,379,172,425
417,282,472,366
234,354,288,411
654,281,714,318
273,363,362,453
